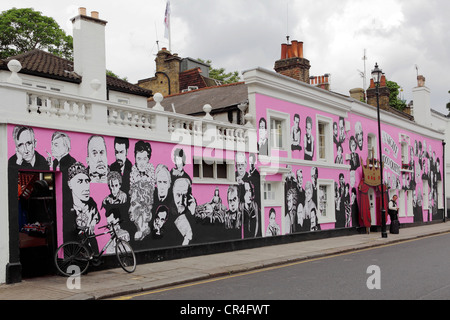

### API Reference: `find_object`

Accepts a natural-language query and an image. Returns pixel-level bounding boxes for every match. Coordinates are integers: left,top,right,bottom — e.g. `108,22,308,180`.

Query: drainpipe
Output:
155,71,171,95
443,140,446,222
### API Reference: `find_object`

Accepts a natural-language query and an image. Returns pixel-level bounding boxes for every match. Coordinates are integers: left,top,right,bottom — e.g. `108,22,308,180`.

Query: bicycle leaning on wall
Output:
54,220,136,276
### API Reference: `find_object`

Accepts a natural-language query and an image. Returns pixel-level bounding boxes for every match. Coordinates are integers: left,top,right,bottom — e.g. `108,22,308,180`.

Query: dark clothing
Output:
109,158,132,194
8,152,49,171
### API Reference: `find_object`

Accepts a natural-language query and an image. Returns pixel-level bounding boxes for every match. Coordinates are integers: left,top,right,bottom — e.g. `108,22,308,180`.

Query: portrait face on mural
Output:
68,171,91,203
355,121,363,150
156,165,171,201
108,175,122,199
87,135,108,182
173,178,192,214
243,181,254,205
136,150,150,172
235,152,247,180
114,141,128,167
51,132,70,160
227,186,239,213
153,206,168,235
14,126,36,164
296,169,303,187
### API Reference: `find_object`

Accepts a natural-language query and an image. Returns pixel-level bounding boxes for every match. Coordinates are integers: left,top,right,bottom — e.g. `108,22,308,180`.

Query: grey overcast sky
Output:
1,1,449,114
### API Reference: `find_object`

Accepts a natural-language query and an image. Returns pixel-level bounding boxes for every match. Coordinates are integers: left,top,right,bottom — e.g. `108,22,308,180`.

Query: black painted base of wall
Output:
6,219,447,282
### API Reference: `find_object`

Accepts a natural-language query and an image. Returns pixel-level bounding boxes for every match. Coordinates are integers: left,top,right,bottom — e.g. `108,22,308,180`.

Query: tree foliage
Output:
0,8,73,60
386,80,407,111
197,58,241,84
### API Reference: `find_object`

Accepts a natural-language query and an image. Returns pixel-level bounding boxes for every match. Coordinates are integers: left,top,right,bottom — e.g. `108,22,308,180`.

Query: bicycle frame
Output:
80,222,120,258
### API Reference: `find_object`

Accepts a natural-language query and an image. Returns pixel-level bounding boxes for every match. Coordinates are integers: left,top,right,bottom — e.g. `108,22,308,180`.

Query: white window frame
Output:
267,110,290,153
401,141,409,165
263,181,282,207
316,115,333,163
367,133,377,160
193,157,234,183
316,179,335,224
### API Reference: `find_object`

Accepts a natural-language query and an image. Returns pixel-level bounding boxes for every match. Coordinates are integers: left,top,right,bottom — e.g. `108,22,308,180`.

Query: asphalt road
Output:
119,232,450,301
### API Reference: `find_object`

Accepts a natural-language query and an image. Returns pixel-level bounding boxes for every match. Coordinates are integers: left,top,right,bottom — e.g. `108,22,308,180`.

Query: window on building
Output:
401,142,409,165
367,134,377,160
270,118,284,149
264,182,276,201
316,115,333,162
267,110,290,153
193,158,233,182
317,179,335,224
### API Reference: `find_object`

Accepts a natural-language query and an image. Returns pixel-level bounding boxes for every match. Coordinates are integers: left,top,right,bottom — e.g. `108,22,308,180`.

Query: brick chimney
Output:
274,40,311,83
137,47,181,96
366,74,390,111
71,7,108,99
310,74,331,91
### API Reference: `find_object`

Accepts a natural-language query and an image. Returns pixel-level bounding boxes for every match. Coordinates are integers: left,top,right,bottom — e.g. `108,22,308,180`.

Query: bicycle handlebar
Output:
99,219,123,230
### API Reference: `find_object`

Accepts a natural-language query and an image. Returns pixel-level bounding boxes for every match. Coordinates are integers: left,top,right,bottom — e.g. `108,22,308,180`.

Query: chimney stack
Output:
366,74,390,111
310,74,331,91
274,40,311,84
71,8,108,99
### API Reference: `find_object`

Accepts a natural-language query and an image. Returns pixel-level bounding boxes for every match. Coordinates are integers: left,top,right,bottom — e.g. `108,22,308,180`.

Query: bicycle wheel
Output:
115,239,136,273
54,241,90,277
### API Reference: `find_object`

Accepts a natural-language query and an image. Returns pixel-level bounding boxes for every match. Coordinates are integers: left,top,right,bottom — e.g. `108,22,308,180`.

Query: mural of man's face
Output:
114,143,127,167
51,136,68,159
135,151,149,172
236,153,247,177
227,189,239,213
109,178,121,198
297,170,303,186
69,173,90,202
243,182,252,204
87,136,108,176
173,179,189,214
16,129,35,163
156,170,170,200
155,210,168,229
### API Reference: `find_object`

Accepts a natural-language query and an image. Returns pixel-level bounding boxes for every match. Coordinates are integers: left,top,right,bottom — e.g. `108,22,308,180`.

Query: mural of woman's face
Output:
69,173,90,202
287,193,294,210
135,151,149,172
269,211,276,225
175,155,184,170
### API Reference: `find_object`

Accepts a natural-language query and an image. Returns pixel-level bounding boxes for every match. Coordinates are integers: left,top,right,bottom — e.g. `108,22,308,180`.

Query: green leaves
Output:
0,8,73,60
386,80,407,111
197,58,241,84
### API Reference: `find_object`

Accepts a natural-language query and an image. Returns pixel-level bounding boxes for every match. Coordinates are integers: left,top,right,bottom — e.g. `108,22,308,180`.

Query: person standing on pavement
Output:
388,194,400,233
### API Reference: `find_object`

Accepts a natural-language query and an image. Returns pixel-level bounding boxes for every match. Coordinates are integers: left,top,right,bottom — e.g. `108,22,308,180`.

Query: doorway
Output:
18,171,57,278
368,188,376,226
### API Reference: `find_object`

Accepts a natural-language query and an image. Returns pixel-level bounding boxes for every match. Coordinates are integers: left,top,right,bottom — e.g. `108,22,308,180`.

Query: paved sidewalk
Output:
1,222,450,300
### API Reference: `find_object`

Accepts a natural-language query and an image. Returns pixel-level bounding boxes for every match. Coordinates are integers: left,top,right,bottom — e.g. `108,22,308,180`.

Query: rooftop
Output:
0,49,152,98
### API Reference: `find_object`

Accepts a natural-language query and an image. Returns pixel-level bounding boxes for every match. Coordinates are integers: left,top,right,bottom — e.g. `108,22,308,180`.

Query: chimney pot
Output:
281,43,287,59
417,75,426,87
291,40,298,57
79,7,86,15
298,41,304,58
91,11,99,19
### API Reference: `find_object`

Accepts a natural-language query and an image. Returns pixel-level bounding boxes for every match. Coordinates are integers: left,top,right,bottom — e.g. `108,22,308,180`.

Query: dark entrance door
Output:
18,171,57,278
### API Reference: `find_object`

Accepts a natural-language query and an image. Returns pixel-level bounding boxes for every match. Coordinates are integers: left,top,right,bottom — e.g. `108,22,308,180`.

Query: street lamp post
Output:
372,63,388,238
